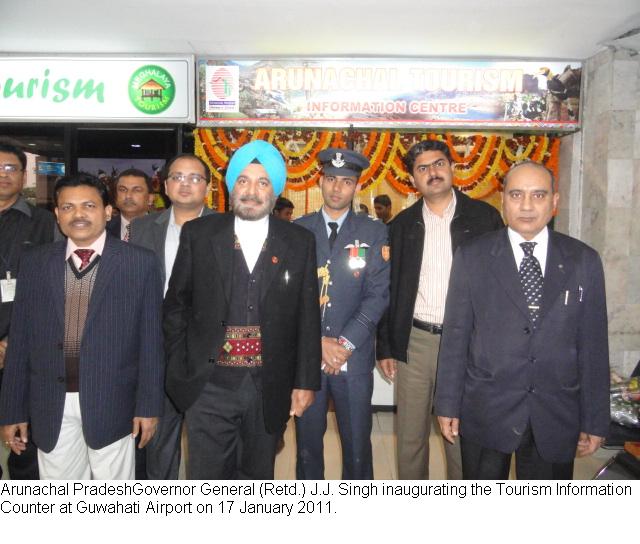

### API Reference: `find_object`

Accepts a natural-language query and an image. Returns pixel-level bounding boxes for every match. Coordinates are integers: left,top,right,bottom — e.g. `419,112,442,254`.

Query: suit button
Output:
523,327,531,334
529,357,536,363
248,305,254,311
327,303,332,307
220,321,226,327
325,326,331,331
57,377,65,383
57,343,63,350
527,386,535,393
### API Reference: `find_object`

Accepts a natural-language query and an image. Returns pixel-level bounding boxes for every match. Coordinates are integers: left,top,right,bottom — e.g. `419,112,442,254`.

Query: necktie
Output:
328,222,339,250
123,223,131,242
519,242,543,323
74,249,95,271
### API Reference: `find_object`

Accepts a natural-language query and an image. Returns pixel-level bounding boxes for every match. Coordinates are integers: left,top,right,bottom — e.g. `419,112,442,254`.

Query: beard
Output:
230,190,276,221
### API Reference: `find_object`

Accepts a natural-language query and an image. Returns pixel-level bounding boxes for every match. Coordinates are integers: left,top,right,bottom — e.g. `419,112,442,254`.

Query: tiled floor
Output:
275,411,614,480
1,411,615,480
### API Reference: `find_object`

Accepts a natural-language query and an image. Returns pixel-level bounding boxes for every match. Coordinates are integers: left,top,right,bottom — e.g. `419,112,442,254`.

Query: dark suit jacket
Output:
296,210,389,375
376,189,504,362
0,235,165,452
106,215,122,239
130,207,214,288
163,213,322,433
434,228,610,463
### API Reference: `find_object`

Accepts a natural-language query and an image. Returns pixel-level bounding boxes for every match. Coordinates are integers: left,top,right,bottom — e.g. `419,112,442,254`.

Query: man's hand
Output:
0,338,8,370
289,389,315,417
321,337,351,375
438,416,460,445
1,422,28,455
378,358,397,381
132,417,159,449
576,432,604,457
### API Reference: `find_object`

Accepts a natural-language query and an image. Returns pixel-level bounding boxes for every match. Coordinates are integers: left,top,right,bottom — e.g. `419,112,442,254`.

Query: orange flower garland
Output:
195,128,559,212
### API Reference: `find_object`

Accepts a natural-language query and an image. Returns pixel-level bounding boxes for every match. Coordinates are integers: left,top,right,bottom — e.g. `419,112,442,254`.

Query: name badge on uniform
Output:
345,240,369,270
0,272,16,303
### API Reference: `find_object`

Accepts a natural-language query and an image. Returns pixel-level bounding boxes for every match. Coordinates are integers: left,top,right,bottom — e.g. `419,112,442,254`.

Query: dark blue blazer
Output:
0,235,165,452
296,210,390,375
434,228,610,463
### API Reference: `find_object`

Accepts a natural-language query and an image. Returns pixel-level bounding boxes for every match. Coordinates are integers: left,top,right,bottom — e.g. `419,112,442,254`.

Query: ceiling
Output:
2,0,640,60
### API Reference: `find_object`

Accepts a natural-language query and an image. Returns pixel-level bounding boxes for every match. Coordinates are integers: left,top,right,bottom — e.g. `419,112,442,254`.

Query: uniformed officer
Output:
295,148,390,479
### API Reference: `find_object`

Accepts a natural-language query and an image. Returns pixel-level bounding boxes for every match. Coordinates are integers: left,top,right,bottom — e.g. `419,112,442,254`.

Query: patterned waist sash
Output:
217,325,263,367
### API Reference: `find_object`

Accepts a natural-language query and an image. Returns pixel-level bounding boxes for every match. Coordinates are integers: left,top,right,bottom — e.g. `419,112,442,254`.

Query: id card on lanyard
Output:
0,271,16,303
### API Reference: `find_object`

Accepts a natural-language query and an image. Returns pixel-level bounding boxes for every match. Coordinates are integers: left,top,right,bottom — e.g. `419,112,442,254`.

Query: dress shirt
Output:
321,207,349,238
66,230,106,269
414,190,456,325
234,215,269,273
120,216,131,241
164,206,205,295
507,226,549,276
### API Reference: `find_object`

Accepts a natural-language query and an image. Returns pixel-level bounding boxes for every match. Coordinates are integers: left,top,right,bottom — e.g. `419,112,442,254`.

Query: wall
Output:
559,48,640,376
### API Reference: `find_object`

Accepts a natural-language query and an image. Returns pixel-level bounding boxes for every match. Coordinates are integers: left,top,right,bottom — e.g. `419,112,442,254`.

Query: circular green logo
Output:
128,65,175,114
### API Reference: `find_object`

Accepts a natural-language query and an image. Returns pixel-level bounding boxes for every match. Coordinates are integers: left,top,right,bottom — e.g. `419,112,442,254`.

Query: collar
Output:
65,230,107,260
422,189,456,219
321,207,349,230
2,195,32,217
169,205,206,227
507,226,549,248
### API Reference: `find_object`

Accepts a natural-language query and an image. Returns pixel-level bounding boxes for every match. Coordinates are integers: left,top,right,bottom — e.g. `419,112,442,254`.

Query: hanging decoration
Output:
195,128,560,212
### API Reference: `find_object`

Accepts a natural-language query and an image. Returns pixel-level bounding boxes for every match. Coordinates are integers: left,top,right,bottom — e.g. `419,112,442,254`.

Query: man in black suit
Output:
164,140,321,479
0,173,164,479
0,143,59,480
130,153,213,479
106,168,153,241
435,161,609,479
376,140,503,479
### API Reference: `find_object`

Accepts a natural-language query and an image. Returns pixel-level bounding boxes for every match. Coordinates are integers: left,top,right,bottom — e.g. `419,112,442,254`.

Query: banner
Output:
197,59,581,130
0,56,195,123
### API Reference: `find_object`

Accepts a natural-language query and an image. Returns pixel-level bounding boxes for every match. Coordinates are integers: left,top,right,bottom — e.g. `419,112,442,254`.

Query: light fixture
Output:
131,144,142,148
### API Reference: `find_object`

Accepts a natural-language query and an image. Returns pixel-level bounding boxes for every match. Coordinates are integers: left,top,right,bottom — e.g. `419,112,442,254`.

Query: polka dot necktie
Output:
74,249,95,271
328,222,339,250
519,242,543,323
124,223,131,242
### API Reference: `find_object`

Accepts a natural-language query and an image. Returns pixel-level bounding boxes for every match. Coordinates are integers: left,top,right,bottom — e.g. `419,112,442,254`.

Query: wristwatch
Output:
338,336,355,352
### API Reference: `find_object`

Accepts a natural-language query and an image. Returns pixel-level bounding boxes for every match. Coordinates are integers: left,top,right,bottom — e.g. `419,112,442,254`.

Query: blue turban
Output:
225,140,287,196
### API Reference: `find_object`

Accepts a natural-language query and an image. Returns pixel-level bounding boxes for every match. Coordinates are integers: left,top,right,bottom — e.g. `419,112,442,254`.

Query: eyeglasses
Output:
167,173,207,185
0,164,22,174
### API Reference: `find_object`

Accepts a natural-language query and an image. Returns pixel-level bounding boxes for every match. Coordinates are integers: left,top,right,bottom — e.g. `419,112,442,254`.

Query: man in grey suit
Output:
295,148,390,479
435,161,610,479
130,153,213,479
0,173,164,479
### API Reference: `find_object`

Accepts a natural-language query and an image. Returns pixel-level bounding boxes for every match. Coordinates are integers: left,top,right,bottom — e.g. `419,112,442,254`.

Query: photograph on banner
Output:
197,58,581,130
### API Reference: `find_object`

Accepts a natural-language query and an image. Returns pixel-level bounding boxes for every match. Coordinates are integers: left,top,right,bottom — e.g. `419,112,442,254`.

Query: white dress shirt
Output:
508,226,549,276
66,230,106,268
234,215,269,273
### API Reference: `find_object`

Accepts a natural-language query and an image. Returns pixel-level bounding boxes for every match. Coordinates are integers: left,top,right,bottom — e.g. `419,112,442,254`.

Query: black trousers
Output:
461,425,574,480
185,373,278,480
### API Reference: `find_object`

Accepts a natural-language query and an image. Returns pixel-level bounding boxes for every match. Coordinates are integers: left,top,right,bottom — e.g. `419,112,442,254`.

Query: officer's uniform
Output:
295,148,390,479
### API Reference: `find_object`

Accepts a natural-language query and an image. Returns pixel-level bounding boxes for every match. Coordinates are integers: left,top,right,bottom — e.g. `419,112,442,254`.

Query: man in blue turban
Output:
164,140,321,479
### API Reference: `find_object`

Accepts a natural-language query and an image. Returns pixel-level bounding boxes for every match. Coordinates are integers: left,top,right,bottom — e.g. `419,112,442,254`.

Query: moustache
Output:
70,220,91,227
239,195,264,205
427,176,444,185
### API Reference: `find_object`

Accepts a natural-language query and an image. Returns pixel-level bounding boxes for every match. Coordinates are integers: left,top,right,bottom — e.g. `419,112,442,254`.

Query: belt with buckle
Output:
412,318,443,335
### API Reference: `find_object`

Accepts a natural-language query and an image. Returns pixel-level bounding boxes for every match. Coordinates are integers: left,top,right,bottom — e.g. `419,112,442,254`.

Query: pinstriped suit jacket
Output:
0,235,165,452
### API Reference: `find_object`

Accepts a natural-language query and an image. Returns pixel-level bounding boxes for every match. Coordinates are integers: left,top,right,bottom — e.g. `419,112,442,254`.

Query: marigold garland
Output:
195,129,560,212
